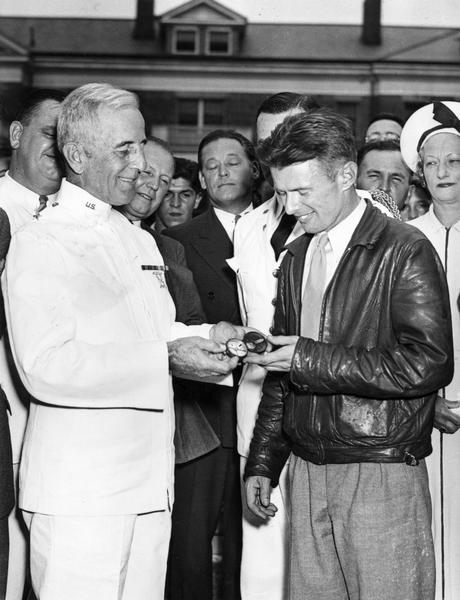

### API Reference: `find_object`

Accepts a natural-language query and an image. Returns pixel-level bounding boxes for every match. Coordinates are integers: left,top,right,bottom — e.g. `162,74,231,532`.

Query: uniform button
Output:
269,326,274,334
271,298,277,306
272,268,280,278
208,291,215,299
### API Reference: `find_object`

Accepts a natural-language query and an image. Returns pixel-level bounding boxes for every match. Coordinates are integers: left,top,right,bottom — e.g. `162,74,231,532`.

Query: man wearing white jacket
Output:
3,83,238,600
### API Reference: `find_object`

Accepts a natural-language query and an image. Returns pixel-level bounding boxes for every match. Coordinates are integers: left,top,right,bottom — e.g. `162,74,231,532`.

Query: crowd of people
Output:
0,84,457,600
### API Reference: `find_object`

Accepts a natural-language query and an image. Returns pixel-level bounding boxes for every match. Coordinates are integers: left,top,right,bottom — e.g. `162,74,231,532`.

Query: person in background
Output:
230,91,319,600
244,108,453,600
401,179,431,221
401,100,460,600
0,148,10,178
364,112,404,143
0,88,65,600
3,82,240,600
357,139,412,213
119,138,219,465
153,157,202,232
165,129,260,600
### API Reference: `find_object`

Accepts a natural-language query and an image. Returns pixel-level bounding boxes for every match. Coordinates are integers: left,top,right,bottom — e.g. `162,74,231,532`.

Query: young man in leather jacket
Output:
244,109,453,600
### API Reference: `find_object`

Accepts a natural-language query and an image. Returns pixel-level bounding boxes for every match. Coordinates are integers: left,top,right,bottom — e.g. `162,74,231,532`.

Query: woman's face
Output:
421,133,460,205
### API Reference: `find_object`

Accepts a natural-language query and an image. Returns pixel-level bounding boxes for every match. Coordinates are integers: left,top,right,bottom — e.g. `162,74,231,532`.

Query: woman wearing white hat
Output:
401,100,460,600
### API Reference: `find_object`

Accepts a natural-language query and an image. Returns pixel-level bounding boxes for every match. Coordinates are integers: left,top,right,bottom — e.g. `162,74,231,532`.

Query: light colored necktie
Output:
301,232,329,340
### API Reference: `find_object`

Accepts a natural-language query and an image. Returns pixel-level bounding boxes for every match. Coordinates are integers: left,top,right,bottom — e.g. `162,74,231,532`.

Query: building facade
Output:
0,0,459,154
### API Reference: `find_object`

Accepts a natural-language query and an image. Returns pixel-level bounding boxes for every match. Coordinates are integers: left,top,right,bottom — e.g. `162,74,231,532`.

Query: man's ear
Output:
9,121,23,149
339,161,357,191
194,192,203,210
62,142,86,175
198,171,207,190
251,161,260,181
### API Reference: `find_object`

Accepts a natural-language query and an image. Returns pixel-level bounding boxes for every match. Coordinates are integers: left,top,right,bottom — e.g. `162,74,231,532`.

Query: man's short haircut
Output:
357,139,411,172
257,108,356,177
197,129,258,172
13,88,66,126
57,83,139,153
256,92,320,119
173,157,201,193
367,112,404,128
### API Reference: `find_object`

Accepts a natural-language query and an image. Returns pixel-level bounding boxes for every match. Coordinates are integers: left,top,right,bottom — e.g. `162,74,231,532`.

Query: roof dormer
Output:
160,0,247,56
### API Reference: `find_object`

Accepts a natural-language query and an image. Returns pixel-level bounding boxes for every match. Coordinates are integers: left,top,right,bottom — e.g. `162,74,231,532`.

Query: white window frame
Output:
205,27,232,56
172,26,200,55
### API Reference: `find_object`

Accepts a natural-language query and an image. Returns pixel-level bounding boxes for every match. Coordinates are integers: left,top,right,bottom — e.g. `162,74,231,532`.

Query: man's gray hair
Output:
57,83,139,153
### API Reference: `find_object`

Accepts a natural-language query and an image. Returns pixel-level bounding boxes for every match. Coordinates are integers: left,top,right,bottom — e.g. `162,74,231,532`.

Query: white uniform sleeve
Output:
4,230,171,411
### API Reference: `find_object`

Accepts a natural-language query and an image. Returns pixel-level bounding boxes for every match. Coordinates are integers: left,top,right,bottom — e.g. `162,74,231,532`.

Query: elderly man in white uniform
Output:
401,100,460,600
2,83,239,600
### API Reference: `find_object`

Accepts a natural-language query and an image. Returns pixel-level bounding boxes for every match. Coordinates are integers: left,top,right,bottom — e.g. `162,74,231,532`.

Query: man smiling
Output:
244,109,453,600
3,84,239,600
0,88,65,600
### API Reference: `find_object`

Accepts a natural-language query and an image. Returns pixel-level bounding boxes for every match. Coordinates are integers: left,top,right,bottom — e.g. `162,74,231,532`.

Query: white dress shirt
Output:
3,179,211,515
302,199,367,293
214,204,253,242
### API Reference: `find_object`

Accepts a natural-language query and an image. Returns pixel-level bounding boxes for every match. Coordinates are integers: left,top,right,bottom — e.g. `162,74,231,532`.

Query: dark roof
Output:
0,17,458,64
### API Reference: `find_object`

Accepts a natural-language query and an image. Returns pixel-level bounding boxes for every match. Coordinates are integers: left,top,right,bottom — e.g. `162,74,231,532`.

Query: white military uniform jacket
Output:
411,208,460,600
229,196,304,456
3,180,210,516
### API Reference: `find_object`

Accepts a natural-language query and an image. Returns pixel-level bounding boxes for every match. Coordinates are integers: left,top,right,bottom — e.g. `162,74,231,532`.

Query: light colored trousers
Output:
428,429,460,600
23,510,171,600
289,456,434,600
6,464,27,600
240,457,290,600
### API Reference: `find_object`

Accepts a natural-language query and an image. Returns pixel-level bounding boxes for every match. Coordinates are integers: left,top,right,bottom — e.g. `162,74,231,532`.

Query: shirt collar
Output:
327,198,367,261
427,205,460,232
213,203,253,226
55,179,113,223
3,172,59,212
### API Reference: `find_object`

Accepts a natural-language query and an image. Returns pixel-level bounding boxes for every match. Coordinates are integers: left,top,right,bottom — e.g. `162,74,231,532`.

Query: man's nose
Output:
218,163,229,177
131,144,146,173
381,175,391,195
284,193,300,215
169,193,181,207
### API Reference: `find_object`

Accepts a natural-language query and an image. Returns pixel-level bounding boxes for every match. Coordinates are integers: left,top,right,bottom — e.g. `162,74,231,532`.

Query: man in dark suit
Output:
164,130,260,600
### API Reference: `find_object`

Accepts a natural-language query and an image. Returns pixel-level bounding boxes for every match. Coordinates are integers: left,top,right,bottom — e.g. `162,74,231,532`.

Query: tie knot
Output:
38,195,48,210
315,232,329,251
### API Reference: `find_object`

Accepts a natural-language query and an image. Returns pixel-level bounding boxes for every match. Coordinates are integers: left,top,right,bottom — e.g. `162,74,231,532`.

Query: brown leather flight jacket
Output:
245,202,454,486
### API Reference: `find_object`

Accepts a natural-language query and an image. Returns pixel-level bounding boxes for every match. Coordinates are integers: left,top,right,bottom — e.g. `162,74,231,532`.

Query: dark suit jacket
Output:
141,223,220,463
164,208,242,448
0,207,14,519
